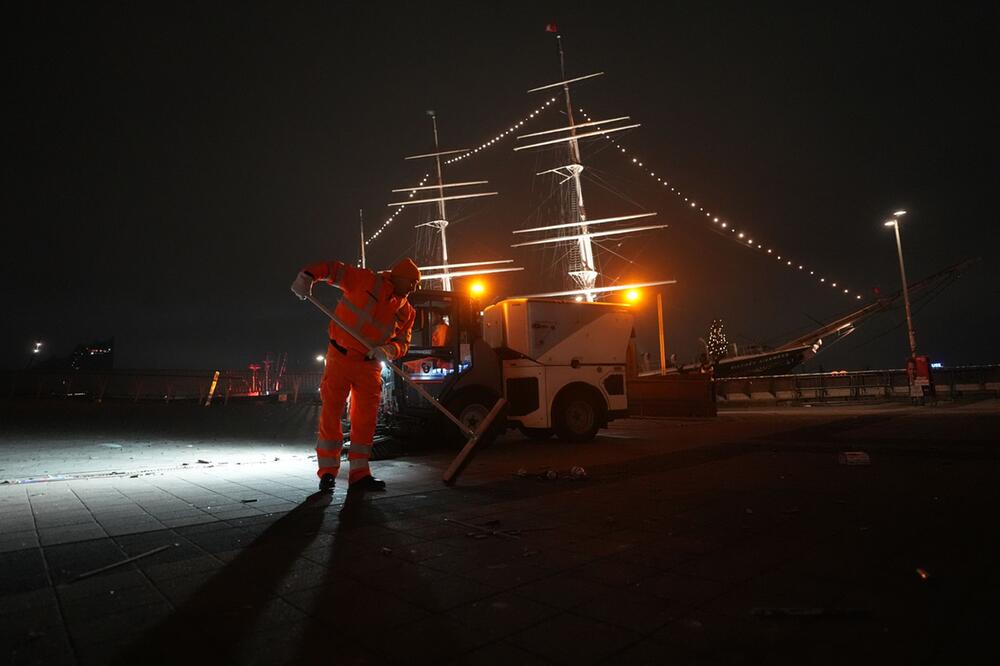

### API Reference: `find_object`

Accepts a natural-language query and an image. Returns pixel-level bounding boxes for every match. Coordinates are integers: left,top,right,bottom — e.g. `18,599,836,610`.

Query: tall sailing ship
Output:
365,29,966,378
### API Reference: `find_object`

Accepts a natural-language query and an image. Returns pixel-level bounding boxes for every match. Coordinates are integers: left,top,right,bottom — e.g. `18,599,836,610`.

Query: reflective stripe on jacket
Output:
303,261,415,358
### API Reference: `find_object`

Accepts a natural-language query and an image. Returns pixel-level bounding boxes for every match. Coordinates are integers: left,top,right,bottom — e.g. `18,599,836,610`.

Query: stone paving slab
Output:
1,402,998,664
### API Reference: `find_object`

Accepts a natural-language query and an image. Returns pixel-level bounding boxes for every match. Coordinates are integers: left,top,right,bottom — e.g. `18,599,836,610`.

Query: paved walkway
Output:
2,400,998,664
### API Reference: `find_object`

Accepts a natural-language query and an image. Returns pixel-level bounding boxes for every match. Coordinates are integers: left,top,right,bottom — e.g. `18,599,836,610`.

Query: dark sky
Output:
5,3,997,371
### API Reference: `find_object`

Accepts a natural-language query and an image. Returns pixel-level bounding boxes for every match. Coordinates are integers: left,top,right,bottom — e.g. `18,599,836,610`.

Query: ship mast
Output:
389,111,522,290
358,209,366,269
428,113,454,289
554,35,597,299
513,30,667,301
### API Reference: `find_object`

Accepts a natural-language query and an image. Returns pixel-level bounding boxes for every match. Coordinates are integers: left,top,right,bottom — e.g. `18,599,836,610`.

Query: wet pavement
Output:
2,399,998,664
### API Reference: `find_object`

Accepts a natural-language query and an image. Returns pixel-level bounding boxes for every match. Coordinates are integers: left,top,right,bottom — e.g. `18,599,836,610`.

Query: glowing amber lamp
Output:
470,281,486,296
625,289,640,302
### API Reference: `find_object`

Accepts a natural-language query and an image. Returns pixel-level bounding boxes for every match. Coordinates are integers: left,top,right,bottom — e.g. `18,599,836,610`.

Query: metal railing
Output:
7,364,997,408
2,369,325,404
714,364,1000,404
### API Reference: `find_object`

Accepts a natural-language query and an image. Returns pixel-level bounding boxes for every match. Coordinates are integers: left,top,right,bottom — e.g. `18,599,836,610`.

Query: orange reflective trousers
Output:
315,345,382,480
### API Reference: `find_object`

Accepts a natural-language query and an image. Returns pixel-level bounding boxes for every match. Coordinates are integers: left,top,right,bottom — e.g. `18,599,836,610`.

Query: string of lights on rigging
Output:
578,109,865,301
363,98,558,249
444,98,557,165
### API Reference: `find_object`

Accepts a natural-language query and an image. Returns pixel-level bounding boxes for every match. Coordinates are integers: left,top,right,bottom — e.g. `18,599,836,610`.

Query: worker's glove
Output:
367,345,395,363
290,271,314,300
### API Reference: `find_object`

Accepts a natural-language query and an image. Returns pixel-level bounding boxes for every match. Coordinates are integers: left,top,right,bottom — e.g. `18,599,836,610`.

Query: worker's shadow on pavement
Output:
115,491,333,665
290,490,399,663
291,489,476,663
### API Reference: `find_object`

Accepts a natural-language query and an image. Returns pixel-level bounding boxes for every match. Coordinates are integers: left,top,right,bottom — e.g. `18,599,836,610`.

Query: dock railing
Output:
2,369,325,404
5,364,997,407
714,364,1000,404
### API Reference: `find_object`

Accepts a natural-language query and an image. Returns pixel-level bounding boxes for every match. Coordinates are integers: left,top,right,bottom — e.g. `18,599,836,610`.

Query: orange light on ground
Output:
470,281,486,296
625,289,640,302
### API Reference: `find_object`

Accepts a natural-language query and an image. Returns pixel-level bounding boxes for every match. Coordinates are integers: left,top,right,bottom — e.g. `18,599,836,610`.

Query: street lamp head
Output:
893,210,907,217
883,220,897,227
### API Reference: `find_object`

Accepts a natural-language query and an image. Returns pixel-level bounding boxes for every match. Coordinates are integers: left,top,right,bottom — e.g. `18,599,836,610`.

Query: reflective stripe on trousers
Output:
315,438,343,475
347,442,372,459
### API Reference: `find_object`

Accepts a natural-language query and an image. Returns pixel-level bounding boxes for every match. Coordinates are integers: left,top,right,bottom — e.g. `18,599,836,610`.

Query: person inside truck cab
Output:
432,315,451,347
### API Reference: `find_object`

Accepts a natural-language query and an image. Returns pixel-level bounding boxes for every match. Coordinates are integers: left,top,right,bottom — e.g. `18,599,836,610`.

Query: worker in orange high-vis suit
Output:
291,257,419,492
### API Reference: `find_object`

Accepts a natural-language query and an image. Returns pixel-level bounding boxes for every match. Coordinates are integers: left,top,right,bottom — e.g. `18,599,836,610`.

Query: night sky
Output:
5,4,997,372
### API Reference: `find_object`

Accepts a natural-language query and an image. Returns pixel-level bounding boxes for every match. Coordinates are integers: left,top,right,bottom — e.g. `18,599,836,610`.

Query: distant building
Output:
36,337,115,371
71,337,114,370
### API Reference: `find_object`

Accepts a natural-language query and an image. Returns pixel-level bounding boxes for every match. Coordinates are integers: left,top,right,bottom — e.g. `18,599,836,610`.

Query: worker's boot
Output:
349,475,386,492
318,473,336,492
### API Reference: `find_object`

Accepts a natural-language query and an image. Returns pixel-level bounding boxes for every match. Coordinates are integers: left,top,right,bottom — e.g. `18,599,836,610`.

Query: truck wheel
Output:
518,426,554,440
443,389,506,448
553,388,604,442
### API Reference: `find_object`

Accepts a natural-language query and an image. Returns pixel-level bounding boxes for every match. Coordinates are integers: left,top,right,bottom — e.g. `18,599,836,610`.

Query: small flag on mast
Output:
545,22,558,33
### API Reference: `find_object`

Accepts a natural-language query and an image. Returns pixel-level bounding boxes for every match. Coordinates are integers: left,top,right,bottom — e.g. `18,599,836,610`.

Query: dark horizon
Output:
5,4,997,372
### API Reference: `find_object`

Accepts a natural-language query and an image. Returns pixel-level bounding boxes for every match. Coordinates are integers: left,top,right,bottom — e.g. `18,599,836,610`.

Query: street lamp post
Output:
883,210,917,357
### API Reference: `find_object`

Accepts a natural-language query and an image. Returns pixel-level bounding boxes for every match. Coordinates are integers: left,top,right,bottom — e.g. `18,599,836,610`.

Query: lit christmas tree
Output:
706,319,728,361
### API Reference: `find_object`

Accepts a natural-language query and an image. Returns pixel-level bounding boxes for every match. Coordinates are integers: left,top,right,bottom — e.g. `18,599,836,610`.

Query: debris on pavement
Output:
514,466,589,481
752,607,869,619
444,517,521,540
838,451,871,466
240,498,258,503
74,544,176,581
508,527,555,535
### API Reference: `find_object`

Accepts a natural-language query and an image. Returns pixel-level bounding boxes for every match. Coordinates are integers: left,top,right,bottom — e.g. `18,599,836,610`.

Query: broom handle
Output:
305,294,474,436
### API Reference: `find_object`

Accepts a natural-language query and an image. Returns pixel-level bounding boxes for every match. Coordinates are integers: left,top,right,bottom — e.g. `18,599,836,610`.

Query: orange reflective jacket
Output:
303,261,416,358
